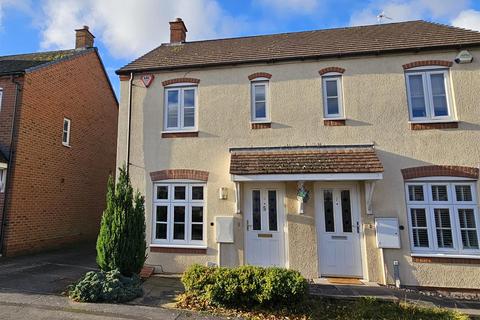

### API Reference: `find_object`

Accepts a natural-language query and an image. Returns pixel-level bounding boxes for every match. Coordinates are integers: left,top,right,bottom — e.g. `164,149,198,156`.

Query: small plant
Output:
181,265,308,308
67,269,142,303
96,166,146,276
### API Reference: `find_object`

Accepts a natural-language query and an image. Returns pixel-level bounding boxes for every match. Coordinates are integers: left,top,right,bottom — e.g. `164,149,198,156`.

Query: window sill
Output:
409,121,458,130
412,253,480,264
150,244,207,254
161,131,199,138
323,119,346,126
62,143,71,148
251,122,271,129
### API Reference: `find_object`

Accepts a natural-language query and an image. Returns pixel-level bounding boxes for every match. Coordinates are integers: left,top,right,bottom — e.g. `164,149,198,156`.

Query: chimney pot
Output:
75,26,95,49
169,18,187,43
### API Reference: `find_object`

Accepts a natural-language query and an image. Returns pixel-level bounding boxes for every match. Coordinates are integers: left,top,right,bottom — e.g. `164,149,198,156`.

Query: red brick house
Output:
0,27,118,256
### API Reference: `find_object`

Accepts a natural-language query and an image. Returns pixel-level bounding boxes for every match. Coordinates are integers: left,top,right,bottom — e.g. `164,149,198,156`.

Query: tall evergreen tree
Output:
96,166,146,276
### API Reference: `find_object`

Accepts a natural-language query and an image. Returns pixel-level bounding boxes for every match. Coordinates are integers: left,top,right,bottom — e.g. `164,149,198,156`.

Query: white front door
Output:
316,186,363,277
244,184,286,267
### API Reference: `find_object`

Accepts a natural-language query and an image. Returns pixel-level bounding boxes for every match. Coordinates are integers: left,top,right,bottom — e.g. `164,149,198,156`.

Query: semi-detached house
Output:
116,19,480,289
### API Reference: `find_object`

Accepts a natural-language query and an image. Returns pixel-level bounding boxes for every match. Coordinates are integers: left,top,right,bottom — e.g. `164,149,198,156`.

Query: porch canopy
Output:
230,144,384,181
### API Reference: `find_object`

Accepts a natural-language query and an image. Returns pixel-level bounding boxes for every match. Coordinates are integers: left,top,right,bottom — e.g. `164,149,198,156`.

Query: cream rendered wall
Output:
116,49,480,288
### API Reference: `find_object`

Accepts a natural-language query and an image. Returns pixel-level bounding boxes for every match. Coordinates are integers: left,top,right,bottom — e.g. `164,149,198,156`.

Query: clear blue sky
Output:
1,0,479,96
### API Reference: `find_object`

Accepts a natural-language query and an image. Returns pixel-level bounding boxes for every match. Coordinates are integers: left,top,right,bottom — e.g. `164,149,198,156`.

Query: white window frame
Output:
250,79,270,123
405,180,480,256
62,118,71,147
152,182,206,247
0,88,3,112
405,68,454,122
0,169,6,193
163,85,198,132
322,75,344,119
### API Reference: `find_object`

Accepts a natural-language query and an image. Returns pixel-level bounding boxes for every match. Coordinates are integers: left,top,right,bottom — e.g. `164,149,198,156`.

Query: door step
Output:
326,277,363,285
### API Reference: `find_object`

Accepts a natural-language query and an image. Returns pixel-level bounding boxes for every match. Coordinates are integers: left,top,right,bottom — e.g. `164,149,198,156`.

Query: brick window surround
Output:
412,256,480,265
318,67,345,75
248,72,272,80
402,60,453,70
150,246,207,254
401,165,479,180
150,169,209,182
410,122,458,130
161,78,200,86
324,119,346,126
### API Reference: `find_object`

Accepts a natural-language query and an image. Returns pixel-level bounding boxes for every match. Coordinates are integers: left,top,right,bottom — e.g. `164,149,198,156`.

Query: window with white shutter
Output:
405,181,479,255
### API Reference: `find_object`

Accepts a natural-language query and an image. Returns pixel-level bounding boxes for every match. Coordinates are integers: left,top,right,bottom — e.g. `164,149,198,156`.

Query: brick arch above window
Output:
161,78,200,86
248,72,272,80
150,169,209,182
402,60,453,70
401,165,479,180
318,67,345,75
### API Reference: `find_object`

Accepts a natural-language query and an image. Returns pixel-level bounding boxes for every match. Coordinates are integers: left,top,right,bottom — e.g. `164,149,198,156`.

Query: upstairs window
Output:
164,86,197,131
0,88,3,111
251,80,270,122
405,69,453,122
322,75,344,119
62,118,71,147
405,181,479,255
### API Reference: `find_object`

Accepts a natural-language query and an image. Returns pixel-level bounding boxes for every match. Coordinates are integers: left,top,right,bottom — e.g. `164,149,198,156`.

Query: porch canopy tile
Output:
230,144,383,181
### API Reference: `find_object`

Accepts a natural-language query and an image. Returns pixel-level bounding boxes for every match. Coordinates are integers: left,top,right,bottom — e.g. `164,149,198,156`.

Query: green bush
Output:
96,166,146,276
67,269,143,303
181,265,308,308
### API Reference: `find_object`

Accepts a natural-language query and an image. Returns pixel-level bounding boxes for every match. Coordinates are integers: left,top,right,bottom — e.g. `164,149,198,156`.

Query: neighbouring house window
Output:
0,88,3,111
322,76,344,118
405,69,453,122
251,80,270,122
164,86,197,131
405,181,479,254
153,183,205,246
62,118,71,146
0,169,6,192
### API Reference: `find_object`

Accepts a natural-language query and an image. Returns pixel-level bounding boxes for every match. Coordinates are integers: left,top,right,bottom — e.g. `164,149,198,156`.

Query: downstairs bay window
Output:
405,181,479,256
152,183,205,246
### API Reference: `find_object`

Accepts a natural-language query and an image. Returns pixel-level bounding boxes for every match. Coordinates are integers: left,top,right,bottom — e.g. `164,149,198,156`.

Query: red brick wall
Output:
2,51,118,255
0,76,23,245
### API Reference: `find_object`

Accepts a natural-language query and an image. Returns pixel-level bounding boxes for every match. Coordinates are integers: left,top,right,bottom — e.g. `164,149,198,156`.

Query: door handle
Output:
356,221,360,234
246,219,253,231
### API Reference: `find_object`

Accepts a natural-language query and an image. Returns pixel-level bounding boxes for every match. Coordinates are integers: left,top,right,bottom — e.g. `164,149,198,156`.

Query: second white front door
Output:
316,186,363,277
244,184,286,267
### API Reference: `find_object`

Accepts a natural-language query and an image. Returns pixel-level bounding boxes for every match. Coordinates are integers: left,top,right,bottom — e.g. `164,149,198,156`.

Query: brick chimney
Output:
75,26,95,49
169,18,187,43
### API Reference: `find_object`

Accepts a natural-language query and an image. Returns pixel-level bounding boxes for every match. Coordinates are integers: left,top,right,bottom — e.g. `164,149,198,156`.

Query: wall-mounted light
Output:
219,187,228,200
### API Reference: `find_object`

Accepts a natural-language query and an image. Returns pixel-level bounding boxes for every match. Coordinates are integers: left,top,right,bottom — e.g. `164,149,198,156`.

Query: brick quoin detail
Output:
161,78,200,86
150,169,209,182
402,60,453,70
150,246,207,254
401,165,479,180
324,119,346,126
410,122,458,130
248,72,272,81
318,67,346,75
251,123,271,129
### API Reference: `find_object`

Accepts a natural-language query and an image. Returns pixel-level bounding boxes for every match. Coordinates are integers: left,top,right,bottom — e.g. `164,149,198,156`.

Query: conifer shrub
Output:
96,166,146,276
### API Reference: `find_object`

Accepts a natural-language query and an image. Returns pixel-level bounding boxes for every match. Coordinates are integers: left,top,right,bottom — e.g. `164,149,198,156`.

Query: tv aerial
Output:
377,11,393,23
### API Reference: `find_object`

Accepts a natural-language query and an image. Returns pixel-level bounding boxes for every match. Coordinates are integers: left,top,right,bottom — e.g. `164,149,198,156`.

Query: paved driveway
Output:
0,244,97,295
0,245,224,319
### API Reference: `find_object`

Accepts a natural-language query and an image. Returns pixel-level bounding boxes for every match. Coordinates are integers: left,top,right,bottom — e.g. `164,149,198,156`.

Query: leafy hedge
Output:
67,269,143,303
181,264,308,308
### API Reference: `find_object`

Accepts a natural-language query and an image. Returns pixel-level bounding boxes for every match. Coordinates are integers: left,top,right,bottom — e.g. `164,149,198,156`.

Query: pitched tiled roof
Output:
0,49,80,75
118,20,480,74
230,145,383,175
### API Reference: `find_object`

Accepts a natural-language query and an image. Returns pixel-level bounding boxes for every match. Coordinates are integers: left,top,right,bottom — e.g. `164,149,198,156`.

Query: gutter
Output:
0,75,22,257
125,73,133,175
